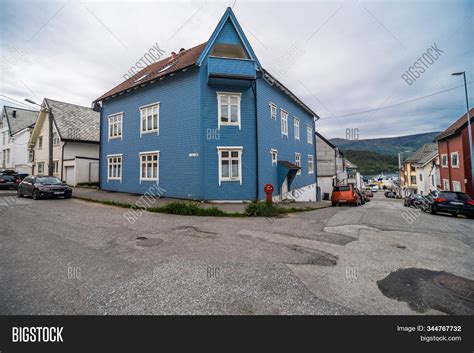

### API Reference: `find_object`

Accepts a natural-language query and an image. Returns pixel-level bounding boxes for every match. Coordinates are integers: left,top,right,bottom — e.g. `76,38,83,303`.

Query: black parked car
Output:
17,176,72,200
0,173,21,190
426,191,474,219
403,193,423,207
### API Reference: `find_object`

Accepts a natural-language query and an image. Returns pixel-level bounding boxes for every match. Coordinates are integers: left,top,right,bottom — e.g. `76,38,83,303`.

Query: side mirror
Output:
62,181,67,184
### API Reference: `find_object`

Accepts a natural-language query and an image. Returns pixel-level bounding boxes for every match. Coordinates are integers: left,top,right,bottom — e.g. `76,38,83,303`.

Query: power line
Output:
321,82,472,120
0,94,39,110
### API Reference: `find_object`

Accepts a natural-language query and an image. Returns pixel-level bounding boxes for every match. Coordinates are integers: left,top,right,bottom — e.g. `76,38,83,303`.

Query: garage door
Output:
65,166,75,186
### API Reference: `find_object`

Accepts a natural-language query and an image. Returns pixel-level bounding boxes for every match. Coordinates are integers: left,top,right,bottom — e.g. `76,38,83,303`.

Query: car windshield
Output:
439,192,471,201
36,176,62,185
334,186,350,192
1,175,16,181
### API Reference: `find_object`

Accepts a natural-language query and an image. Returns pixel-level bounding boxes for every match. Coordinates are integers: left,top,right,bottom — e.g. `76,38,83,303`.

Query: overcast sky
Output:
1,0,472,139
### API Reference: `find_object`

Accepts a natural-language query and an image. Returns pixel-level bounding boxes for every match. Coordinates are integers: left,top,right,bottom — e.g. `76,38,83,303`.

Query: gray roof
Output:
416,148,438,166
45,99,99,142
405,143,437,163
3,106,38,135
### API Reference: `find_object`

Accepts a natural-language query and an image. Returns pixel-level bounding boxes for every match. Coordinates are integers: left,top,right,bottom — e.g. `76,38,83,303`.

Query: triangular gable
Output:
197,7,261,69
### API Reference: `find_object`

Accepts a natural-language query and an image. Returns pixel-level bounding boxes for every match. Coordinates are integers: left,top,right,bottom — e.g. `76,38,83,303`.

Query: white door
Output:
281,177,289,200
65,166,75,186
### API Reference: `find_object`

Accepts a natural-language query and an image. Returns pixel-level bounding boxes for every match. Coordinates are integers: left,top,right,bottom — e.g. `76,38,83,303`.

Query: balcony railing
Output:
207,56,256,82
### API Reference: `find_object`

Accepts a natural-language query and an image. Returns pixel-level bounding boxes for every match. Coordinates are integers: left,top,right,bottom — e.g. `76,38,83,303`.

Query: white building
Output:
315,132,346,199
1,106,38,174
415,147,440,195
28,99,100,186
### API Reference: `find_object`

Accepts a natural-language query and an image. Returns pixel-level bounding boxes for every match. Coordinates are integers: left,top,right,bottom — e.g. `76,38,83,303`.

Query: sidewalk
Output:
72,187,331,214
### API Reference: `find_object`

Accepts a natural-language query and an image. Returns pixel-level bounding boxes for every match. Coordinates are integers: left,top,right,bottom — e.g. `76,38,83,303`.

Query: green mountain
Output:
342,150,399,175
329,131,440,156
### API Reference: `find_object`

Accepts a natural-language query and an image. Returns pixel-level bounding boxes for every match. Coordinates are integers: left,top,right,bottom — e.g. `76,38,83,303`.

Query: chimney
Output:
179,48,185,53
171,52,177,59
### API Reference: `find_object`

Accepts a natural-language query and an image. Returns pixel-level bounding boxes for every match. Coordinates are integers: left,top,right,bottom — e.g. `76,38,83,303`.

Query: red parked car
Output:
331,185,362,207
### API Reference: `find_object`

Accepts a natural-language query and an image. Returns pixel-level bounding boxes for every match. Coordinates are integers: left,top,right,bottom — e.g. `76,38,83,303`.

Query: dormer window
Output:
210,43,248,59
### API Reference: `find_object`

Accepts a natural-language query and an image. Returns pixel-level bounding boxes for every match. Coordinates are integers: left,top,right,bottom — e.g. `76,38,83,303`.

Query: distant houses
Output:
401,143,438,195
27,99,100,186
1,106,38,174
434,108,474,197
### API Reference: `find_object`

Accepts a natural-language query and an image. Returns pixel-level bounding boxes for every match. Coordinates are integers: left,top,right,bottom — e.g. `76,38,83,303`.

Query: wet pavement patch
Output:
377,268,474,315
286,245,338,266
136,238,164,247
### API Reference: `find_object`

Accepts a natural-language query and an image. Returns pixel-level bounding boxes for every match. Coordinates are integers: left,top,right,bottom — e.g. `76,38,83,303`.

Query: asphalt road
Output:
0,190,472,315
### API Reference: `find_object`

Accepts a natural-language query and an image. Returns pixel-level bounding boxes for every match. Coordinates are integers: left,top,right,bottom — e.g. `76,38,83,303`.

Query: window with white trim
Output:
140,152,159,182
281,109,288,136
295,153,301,176
451,152,459,168
308,155,314,175
294,118,300,141
108,113,123,140
28,149,34,162
443,179,449,191
452,181,462,192
52,132,60,145
53,160,59,175
218,93,241,128
107,155,122,181
269,103,277,119
37,162,45,174
441,154,448,167
217,147,242,185
270,149,278,166
307,125,313,144
140,103,159,135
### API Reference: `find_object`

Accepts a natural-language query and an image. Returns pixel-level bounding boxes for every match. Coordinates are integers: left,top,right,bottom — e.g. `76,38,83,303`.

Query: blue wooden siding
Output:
100,67,202,199
256,77,317,199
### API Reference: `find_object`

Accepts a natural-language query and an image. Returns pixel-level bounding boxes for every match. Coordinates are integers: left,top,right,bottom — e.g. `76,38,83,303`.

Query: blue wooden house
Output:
94,7,320,201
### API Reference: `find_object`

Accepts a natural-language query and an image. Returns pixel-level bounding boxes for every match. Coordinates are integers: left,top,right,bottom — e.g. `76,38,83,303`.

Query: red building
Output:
434,108,474,198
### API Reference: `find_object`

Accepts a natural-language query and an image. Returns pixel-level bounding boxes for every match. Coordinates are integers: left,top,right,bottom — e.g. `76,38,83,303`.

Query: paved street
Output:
1,190,473,315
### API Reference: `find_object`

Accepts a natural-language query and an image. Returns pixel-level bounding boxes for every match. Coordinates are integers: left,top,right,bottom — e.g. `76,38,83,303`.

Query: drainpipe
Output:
252,78,261,201
61,141,66,181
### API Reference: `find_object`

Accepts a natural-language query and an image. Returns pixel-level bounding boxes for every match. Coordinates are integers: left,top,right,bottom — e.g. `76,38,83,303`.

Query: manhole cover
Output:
136,238,164,247
433,274,474,302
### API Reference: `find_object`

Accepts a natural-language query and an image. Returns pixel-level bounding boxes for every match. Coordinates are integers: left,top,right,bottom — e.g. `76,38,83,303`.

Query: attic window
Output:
210,44,248,59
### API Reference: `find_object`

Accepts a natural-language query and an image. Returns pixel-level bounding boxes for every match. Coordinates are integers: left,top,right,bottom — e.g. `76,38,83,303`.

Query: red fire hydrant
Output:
264,184,274,204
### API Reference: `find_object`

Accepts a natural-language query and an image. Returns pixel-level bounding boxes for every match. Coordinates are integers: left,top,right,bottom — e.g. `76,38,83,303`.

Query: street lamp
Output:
452,72,473,195
25,98,54,176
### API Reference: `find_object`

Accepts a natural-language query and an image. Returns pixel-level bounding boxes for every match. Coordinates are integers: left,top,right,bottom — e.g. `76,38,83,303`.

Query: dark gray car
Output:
17,176,72,200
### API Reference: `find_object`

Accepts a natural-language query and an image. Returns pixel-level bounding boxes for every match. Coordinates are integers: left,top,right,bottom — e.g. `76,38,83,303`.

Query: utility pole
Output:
452,72,473,196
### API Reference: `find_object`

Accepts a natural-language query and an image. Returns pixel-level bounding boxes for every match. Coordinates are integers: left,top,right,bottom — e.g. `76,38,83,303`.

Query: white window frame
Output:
53,160,59,175
452,181,462,192
281,109,288,137
217,92,241,129
140,102,160,136
295,152,301,176
294,117,300,141
52,132,60,146
450,152,459,168
217,146,243,185
107,154,123,182
443,179,449,191
139,151,160,183
37,162,45,175
5,148,10,164
28,149,34,163
270,149,278,166
108,112,123,141
441,154,448,167
308,154,314,175
38,136,43,149
269,102,277,119
307,125,313,144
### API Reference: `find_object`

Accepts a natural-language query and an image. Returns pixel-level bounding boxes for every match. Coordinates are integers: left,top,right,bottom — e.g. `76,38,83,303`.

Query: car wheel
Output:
467,215,474,219
32,190,40,200
451,213,458,218
64,193,71,199
331,203,336,207
428,205,436,215
17,189,24,198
